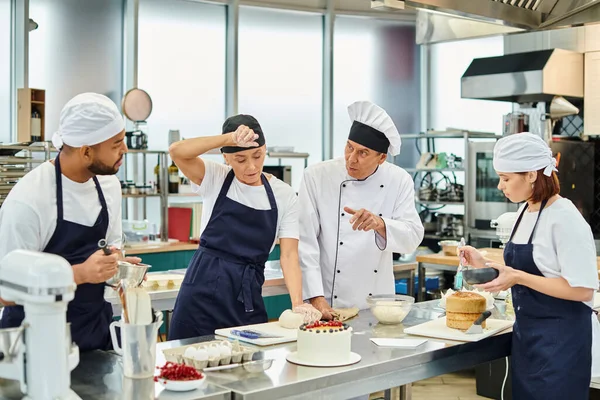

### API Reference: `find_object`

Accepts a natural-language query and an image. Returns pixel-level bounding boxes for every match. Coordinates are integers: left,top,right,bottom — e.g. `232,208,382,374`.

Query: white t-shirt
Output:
0,161,123,261
192,160,299,251
511,198,598,307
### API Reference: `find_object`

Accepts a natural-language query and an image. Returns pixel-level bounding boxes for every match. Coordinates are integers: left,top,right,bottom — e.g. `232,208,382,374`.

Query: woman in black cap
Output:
168,114,320,339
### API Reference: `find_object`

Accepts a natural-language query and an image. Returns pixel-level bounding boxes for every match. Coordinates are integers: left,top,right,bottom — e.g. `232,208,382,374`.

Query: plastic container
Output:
163,340,256,371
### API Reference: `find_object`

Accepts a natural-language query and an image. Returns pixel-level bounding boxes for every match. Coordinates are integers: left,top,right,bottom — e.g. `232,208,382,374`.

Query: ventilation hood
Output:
372,0,600,31
460,48,583,103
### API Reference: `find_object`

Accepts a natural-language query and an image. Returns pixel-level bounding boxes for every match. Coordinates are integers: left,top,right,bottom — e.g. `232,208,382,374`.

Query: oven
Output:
262,165,292,186
468,141,518,231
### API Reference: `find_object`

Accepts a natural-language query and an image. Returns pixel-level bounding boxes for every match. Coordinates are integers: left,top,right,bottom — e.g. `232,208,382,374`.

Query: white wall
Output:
0,0,10,143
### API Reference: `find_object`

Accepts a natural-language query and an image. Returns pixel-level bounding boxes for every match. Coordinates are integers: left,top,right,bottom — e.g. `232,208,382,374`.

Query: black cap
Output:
221,114,266,153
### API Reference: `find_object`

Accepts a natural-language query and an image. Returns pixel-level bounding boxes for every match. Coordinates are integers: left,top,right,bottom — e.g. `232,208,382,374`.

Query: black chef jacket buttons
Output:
343,184,346,187
379,213,382,217
337,270,340,273
334,295,338,299
339,242,343,245
341,213,345,216
380,185,384,188
374,270,378,273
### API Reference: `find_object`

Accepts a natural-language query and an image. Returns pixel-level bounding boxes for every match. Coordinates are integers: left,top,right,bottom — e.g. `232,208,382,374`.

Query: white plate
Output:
286,351,361,367
156,376,207,392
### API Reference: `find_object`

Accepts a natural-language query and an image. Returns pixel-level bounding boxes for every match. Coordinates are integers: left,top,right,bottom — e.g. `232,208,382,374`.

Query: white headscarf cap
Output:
493,132,558,177
51,93,125,150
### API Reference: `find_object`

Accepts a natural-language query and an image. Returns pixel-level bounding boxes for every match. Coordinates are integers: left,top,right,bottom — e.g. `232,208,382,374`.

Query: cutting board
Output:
404,317,514,342
215,321,297,346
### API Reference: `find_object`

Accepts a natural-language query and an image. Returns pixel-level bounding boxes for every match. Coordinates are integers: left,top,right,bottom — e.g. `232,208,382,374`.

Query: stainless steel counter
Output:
0,300,513,400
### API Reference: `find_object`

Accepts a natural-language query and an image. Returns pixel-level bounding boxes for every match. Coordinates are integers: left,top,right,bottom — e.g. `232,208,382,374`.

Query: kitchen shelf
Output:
416,199,464,206
401,131,501,139
405,168,464,173
423,234,462,240
122,193,161,198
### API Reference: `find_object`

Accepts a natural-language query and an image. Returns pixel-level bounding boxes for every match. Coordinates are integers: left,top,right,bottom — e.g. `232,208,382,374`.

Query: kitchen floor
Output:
369,369,488,400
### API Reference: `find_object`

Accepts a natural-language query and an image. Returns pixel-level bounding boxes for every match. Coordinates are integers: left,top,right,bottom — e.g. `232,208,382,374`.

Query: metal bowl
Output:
106,261,150,288
462,268,499,285
242,359,273,373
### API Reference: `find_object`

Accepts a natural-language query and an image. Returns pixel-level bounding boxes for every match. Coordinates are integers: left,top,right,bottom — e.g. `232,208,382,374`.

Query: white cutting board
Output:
404,317,514,342
215,321,297,346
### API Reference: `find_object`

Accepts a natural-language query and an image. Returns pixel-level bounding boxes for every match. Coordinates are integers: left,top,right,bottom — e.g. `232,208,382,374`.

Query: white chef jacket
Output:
298,157,424,310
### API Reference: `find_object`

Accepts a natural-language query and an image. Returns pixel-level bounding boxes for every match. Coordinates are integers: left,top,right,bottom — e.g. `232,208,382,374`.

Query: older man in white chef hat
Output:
298,100,424,320
460,132,600,399
0,92,139,352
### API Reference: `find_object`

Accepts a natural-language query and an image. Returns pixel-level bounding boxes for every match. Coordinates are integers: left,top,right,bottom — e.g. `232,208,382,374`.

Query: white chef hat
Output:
51,93,125,150
347,101,401,156
493,132,558,177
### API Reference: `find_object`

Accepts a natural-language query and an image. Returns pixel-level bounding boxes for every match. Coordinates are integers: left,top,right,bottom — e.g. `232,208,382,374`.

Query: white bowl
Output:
366,294,414,325
157,375,206,392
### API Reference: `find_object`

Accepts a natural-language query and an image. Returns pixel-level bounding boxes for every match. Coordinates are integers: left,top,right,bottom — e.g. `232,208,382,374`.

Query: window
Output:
0,0,10,142
238,6,323,190
28,0,124,134
333,17,421,164
138,0,226,151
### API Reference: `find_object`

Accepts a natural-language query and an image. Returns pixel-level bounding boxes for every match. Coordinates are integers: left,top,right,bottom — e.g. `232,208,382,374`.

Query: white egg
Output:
193,349,208,361
183,347,197,358
219,345,232,357
207,345,220,359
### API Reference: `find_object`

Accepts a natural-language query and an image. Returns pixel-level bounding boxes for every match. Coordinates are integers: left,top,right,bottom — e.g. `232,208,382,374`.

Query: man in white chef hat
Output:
298,100,424,319
0,92,139,352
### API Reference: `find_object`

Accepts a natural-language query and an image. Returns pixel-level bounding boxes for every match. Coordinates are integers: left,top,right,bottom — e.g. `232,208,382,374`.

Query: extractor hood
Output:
372,0,600,31
461,48,583,103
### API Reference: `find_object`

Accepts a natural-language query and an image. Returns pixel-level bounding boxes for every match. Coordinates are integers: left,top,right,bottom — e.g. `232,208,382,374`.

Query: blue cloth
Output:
505,199,592,399
0,154,113,352
169,170,278,339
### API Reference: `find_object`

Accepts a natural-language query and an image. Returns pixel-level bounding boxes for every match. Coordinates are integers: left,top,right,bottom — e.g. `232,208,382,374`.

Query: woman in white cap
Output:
460,132,600,399
0,92,139,352
299,100,424,319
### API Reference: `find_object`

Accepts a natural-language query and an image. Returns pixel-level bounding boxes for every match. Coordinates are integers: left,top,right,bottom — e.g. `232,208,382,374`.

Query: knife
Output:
465,310,492,335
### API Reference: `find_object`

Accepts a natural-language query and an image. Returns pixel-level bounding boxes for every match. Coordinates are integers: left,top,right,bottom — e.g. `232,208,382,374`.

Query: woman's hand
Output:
475,263,520,292
292,303,323,324
231,125,258,148
458,245,487,269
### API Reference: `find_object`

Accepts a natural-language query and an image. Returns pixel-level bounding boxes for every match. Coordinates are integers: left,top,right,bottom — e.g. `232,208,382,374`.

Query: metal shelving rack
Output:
399,130,502,241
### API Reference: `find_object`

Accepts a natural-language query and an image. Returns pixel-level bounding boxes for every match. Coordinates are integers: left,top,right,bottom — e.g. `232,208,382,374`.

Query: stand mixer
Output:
490,212,518,247
0,250,80,399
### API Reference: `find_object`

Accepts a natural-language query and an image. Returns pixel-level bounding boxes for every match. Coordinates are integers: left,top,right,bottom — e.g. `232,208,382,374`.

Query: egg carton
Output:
162,340,257,370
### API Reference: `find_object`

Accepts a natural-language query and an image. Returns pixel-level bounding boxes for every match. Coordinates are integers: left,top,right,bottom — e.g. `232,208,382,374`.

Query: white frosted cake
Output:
296,321,352,364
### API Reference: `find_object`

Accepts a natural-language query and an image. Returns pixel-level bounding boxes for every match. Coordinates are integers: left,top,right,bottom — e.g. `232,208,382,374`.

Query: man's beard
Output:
88,159,119,175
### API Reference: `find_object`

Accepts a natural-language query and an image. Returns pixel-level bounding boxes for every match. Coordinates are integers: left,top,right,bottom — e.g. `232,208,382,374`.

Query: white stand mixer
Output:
491,212,518,247
0,250,81,400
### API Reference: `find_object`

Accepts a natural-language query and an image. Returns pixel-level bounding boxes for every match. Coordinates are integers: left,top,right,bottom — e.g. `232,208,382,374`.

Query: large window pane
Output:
0,0,10,143
138,0,226,151
28,0,123,135
138,0,226,226
333,17,421,166
238,6,323,190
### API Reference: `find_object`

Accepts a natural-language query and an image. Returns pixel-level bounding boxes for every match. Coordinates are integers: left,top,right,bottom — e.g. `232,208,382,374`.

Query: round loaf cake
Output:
446,291,487,331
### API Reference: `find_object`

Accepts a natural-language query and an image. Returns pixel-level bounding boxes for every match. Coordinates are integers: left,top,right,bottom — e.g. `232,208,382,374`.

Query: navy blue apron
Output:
0,155,113,352
505,199,592,399
168,170,278,340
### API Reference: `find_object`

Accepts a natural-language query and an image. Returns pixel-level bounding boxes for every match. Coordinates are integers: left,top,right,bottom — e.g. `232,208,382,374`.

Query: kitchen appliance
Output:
0,250,80,399
461,49,583,104
468,141,518,231
548,138,600,238
121,88,152,150
262,165,292,186
542,96,580,142
503,112,529,136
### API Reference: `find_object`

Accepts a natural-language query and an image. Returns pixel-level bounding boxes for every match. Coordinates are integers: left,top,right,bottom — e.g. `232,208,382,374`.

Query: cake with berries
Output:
296,321,352,364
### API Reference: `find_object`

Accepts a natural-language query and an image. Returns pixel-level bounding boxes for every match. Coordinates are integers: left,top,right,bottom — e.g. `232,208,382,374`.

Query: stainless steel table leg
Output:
384,388,391,400
417,262,425,302
407,269,415,298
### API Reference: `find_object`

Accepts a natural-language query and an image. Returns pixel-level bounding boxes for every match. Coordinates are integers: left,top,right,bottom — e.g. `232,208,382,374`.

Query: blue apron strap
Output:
54,154,64,222
92,176,108,210
260,173,277,211
527,198,548,245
